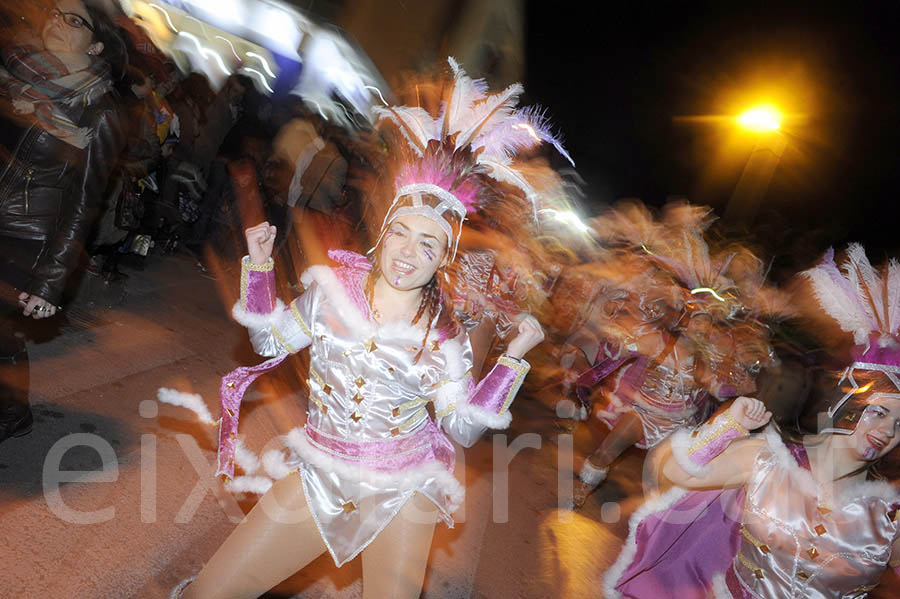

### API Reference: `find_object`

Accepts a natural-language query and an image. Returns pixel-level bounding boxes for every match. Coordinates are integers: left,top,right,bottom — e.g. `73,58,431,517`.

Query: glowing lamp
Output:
736,105,782,132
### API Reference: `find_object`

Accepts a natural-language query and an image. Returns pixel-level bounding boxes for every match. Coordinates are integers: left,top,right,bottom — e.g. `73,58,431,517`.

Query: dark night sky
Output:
524,1,900,260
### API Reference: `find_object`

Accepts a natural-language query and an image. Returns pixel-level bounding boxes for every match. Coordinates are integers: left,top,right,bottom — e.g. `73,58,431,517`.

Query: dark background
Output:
524,1,900,264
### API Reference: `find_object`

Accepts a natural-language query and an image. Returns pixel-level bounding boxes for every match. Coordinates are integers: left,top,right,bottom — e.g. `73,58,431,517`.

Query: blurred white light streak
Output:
690,287,726,302
364,85,388,106
308,100,329,121
215,35,241,61
246,51,275,78
513,122,541,141
179,31,231,75
149,3,178,32
242,68,274,93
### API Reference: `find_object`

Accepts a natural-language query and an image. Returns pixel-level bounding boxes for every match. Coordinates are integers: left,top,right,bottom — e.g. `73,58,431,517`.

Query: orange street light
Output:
736,105,782,133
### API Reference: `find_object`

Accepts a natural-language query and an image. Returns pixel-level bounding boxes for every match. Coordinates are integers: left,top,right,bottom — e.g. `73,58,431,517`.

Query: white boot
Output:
578,460,608,486
169,577,195,599
566,461,608,510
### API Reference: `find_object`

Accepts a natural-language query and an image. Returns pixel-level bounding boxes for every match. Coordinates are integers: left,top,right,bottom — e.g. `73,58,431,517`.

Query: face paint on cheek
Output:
424,248,435,261
394,277,401,286
863,446,879,460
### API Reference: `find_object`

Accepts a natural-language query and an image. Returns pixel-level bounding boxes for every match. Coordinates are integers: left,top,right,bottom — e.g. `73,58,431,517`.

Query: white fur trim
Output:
233,438,260,475
226,475,274,495
434,379,468,415
299,264,446,344
578,461,608,486
262,449,293,479
231,298,287,329
156,388,216,425
602,487,688,599
455,398,513,429
670,427,713,478
284,427,465,511
709,572,732,599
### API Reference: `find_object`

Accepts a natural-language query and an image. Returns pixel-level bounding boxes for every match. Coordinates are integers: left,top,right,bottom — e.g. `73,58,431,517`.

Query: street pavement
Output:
1,253,897,598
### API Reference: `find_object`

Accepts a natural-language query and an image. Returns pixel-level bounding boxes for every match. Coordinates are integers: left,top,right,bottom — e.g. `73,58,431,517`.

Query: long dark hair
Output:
84,6,127,80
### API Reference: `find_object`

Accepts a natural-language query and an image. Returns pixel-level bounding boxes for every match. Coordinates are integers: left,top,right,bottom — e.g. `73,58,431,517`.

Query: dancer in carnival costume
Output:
166,58,571,599
569,203,779,508
605,243,900,599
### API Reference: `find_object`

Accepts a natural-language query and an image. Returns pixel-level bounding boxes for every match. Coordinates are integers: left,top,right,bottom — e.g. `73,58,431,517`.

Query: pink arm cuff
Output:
240,256,276,314
686,412,749,467
456,355,530,429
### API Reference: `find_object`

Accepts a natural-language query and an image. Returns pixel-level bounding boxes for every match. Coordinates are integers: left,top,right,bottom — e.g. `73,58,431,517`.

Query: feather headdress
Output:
371,57,574,260
802,244,900,418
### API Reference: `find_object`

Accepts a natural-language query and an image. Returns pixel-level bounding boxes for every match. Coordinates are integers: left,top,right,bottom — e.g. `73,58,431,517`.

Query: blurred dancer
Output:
605,244,900,599
570,204,778,507
167,58,570,599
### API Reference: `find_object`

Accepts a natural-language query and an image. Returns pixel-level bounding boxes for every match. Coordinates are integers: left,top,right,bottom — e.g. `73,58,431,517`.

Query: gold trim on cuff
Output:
272,325,297,354
686,412,749,457
290,299,313,339
497,355,530,414
435,403,457,419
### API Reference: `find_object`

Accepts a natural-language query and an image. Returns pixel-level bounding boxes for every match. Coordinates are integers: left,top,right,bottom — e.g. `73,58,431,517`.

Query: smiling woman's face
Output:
42,0,94,56
378,214,448,291
849,398,900,461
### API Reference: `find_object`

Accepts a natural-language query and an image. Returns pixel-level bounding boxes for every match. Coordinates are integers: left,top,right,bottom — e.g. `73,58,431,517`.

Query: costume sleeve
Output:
430,333,531,448
232,256,316,356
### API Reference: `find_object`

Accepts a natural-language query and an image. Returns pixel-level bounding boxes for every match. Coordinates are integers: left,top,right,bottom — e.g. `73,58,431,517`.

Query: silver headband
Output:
368,184,467,261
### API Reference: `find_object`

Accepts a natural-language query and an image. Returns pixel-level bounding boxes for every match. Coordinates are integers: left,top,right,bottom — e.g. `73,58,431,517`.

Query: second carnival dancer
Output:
570,204,778,508
166,58,572,599
604,244,900,599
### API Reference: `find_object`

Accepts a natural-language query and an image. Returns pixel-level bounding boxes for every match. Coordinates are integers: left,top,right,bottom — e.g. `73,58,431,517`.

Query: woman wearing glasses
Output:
0,0,127,443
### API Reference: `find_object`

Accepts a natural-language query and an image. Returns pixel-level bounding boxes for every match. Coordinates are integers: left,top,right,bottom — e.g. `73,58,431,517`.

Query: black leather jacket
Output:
0,93,126,304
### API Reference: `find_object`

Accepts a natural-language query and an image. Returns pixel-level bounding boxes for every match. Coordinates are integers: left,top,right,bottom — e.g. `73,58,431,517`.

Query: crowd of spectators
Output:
0,1,370,445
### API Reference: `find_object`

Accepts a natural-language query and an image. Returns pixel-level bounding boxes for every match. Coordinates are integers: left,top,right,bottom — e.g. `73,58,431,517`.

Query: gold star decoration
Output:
364,339,378,353
322,384,333,395
352,393,364,404
342,501,357,514
355,376,366,388
350,411,362,422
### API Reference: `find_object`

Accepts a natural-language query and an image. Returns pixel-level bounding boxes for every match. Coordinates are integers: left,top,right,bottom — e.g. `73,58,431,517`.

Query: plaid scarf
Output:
0,43,112,148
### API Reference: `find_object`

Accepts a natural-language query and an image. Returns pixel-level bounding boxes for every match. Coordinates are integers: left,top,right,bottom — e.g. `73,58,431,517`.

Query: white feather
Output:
373,106,436,155
443,58,488,140
452,83,524,150
479,158,539,217
888,258,900,334
803,267,873,344
156,388,216,425
844,243,885,328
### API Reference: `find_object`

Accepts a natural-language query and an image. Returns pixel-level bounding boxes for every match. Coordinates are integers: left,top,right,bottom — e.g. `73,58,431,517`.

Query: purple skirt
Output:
611,487,746,599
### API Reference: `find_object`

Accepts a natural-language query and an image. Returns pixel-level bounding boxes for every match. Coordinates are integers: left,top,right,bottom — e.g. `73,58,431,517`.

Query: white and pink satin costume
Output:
220,249,530,566
605,426,900,599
